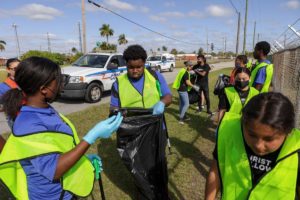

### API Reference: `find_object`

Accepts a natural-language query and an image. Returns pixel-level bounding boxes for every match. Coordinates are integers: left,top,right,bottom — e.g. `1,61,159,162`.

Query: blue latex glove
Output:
86,154,103,173
83,112,123,144
152,101,165,115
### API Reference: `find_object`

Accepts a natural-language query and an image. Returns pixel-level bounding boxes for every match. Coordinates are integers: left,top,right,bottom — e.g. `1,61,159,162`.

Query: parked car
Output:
61,53,127,103
145,53,175,72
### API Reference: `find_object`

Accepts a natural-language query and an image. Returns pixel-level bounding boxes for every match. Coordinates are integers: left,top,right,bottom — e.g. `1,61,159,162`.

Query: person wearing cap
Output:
173,61,199,124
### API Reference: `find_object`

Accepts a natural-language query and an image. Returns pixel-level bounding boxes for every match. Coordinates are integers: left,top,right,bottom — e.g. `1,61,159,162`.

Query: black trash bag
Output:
213,74,230,95
116,108,168,200
188,89,199,104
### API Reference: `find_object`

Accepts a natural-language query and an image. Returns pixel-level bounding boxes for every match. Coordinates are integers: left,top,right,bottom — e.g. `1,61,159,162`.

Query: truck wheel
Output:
169,64,174,72
157,65,162,73
85,82,102,103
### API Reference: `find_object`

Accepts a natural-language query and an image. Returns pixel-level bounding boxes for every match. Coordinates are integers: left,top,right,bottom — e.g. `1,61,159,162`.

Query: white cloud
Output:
286,0,300,9
12,4,63,20
140,6,150,13
161,11,185,18
103,0,135,11
150,15,167,23
164,1,176,7
206,5,233,17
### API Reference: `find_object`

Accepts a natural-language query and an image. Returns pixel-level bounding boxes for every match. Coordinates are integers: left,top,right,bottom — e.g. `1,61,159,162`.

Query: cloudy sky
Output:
0,0,300,58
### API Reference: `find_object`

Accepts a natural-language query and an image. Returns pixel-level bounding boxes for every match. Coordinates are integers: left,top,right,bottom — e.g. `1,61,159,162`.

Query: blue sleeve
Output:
110,81,120,108
0,83,10,97
254,67,266,85
155,71,172,96
29,154,60,181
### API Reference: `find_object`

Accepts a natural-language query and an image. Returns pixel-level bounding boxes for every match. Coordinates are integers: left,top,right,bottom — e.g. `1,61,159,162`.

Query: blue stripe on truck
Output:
85,67,127,77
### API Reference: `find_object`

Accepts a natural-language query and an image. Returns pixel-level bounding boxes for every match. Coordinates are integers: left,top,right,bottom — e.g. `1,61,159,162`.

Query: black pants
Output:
198,84,211,112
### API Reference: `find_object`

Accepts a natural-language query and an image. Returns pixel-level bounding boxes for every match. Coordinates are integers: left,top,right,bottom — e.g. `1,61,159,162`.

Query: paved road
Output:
0,61,233,134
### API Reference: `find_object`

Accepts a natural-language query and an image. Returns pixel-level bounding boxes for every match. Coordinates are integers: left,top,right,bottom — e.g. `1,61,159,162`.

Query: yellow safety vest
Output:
224,87,259,114
172,68,192,91
217,112,300,200
0,114,94,199
117,69,161,108
249,62,273,93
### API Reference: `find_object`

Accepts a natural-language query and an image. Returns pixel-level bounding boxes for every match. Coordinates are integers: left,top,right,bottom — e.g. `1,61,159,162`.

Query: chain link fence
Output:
272,18,300,128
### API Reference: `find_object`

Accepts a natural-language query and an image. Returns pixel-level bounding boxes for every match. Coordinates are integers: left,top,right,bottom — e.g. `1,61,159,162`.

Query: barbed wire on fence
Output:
271,18,300,54
272,18,300,128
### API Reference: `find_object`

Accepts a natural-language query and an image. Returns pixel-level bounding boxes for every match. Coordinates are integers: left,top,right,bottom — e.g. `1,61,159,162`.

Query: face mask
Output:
235,64,240,68
235,80,249,90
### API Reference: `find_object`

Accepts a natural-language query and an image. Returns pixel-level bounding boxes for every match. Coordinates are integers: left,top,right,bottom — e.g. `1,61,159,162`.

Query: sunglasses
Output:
9,67,17,71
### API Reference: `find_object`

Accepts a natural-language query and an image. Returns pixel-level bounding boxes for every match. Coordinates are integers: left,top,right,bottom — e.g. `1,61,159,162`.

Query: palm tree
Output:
71,47,78,54
0,40,6,51
162,46,167,52
99,24,114,43
118,34,128,45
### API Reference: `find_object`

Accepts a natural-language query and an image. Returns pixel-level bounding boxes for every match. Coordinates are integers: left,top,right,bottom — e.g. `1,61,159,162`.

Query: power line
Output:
228,0,239,14
87,0,204,46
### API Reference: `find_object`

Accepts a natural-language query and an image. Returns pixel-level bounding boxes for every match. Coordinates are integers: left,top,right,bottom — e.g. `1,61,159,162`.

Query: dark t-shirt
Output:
213,139,299,186
192,64,211,86
178,71,189,92
218,87,250,110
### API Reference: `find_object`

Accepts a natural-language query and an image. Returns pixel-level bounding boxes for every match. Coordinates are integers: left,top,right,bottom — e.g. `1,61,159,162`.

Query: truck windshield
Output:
72,55,109,68
147,56,161,61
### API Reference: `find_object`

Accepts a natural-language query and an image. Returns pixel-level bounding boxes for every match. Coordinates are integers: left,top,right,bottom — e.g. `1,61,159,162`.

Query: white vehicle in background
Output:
60,53,127,103
145,53,175,72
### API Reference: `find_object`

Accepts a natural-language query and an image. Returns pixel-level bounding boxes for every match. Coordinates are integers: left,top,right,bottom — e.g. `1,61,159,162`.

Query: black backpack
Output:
213,74,230,95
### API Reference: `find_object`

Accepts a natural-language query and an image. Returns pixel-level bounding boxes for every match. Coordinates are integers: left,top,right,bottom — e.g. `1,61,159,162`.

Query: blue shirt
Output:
0,82,10,99
13,106,73,200
110,70,171,107
253,59,271,86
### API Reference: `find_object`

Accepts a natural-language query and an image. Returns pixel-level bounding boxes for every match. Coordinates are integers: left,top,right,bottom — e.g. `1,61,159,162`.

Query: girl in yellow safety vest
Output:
218,67,259,123
172,61,199,124
0,56,123,200
205,92,300,200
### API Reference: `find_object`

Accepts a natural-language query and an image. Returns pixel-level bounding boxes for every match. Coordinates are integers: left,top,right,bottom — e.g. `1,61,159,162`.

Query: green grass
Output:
66,67,232,199
0,69,7,82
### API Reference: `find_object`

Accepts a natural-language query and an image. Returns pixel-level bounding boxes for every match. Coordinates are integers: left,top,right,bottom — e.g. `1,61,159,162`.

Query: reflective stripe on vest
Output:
0,114,94,199
224,87,259,114
249,62,273,93
4,78,18,89
117,69,160,108
172,68,191,91
217,112,300,200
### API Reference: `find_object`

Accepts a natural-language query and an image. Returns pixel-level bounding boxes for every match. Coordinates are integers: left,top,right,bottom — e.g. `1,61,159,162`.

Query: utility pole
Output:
47,32,51,52
78,22,83,53
236,12,241,56
81,0,87,53
12,23,21,58
206,28,209,54
225,36,227,54
257,33,260,42
243,0,248,54
252,21,256,51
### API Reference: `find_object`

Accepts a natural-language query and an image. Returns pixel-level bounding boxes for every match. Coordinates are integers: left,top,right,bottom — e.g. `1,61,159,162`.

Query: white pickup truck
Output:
61,53,127,103
145,53,175,72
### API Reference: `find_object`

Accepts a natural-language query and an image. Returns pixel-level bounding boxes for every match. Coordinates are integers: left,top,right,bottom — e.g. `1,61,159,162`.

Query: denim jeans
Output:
178,91,189,120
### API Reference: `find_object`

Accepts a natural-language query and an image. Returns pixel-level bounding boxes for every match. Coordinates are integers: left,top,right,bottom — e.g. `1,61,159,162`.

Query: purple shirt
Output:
110,70,171,107
13,106,73,200
253,60,271,86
